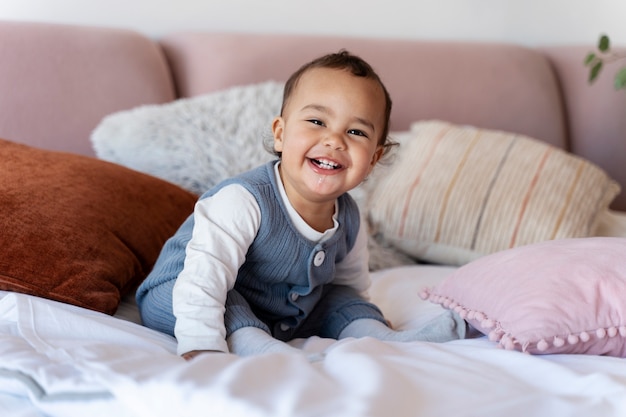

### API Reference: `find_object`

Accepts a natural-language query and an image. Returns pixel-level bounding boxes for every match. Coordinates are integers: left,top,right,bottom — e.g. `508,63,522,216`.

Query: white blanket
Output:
2,266,626,417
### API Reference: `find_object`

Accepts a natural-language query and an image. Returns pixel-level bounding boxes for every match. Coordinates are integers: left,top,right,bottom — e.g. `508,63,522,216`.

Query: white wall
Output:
1,0,625,46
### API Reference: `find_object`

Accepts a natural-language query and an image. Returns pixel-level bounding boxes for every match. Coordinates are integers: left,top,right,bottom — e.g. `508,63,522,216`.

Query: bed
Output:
2,20,626,417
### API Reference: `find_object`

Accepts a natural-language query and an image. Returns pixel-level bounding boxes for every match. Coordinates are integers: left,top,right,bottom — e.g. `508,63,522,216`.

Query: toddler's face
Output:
272,67,385,208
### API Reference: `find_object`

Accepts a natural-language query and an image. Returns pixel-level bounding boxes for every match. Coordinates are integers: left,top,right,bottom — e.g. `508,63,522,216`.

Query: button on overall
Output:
313,251,325,266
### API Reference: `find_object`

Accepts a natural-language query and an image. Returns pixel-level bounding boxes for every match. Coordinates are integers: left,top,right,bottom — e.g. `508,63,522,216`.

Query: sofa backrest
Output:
0,22,623,209
542,46,626,211
160,32,568,149
0,20,175,156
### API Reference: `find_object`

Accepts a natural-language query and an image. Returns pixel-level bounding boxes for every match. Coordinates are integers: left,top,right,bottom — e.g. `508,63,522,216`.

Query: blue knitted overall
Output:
136,161,385,341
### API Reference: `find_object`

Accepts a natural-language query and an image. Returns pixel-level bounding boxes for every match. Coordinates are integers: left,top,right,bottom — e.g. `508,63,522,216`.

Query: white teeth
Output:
314,158,339,169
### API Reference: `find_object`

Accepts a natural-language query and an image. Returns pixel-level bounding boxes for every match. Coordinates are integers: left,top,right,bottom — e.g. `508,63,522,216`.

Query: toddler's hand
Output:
181,350,223,361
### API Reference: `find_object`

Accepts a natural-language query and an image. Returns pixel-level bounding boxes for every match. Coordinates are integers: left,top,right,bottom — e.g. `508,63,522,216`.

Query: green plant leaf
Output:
598,34,610,52
584,53,596,65
589,61,603,83
614,68,626,90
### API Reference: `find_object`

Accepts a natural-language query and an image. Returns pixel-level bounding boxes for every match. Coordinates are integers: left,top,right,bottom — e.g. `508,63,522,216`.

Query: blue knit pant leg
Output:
293,284,388,340
224,289,271,337
137,278,176,337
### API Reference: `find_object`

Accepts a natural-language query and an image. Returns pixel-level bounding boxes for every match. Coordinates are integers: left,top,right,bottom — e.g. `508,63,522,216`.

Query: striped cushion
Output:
368,120,621,266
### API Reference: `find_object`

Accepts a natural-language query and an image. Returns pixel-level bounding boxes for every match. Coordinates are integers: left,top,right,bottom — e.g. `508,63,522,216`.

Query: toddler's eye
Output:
308,119,324,126
348,129,367,138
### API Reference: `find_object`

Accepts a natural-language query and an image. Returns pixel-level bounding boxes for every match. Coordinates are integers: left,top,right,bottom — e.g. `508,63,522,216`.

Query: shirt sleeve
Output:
332,221,372,298
172,184,261,355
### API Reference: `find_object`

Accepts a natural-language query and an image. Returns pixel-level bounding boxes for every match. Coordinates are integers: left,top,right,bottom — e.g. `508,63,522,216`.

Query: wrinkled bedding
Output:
2,265,626,417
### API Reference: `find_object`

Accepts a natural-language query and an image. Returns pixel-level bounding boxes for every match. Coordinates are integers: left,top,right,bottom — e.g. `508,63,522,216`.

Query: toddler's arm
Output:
173,184,261,355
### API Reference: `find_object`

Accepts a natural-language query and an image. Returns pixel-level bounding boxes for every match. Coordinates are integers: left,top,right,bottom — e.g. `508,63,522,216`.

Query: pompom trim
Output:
420,287,626,354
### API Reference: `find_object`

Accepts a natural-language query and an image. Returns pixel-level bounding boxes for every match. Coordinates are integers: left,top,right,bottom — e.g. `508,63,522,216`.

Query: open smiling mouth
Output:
310,158,342,170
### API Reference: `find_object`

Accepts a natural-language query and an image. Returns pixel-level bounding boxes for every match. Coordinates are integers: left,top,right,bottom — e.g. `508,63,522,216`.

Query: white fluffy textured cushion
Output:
367,120,621,266
91,81,283,195
90,80,417,272
421,237,626,357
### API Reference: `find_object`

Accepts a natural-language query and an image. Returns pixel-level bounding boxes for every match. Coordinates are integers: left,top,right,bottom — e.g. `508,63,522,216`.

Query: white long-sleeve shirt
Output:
173,163,371,355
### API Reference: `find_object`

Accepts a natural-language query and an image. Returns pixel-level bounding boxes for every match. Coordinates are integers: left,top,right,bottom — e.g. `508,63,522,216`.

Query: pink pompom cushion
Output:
421,237,626,356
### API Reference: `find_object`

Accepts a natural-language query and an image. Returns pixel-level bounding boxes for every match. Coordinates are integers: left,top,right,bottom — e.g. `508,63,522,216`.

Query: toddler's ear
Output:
272,116,285,153
370,145,384,168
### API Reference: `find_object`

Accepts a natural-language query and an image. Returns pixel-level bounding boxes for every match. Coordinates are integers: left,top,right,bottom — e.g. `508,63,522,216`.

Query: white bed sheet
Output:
2,265,626,417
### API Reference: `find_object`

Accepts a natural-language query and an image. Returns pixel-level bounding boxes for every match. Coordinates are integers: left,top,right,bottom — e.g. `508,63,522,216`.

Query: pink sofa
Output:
1,20,624,210
3,21,626,417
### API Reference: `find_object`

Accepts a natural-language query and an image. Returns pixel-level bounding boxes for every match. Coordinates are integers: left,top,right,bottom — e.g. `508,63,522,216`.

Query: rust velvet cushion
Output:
0,138,197,314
